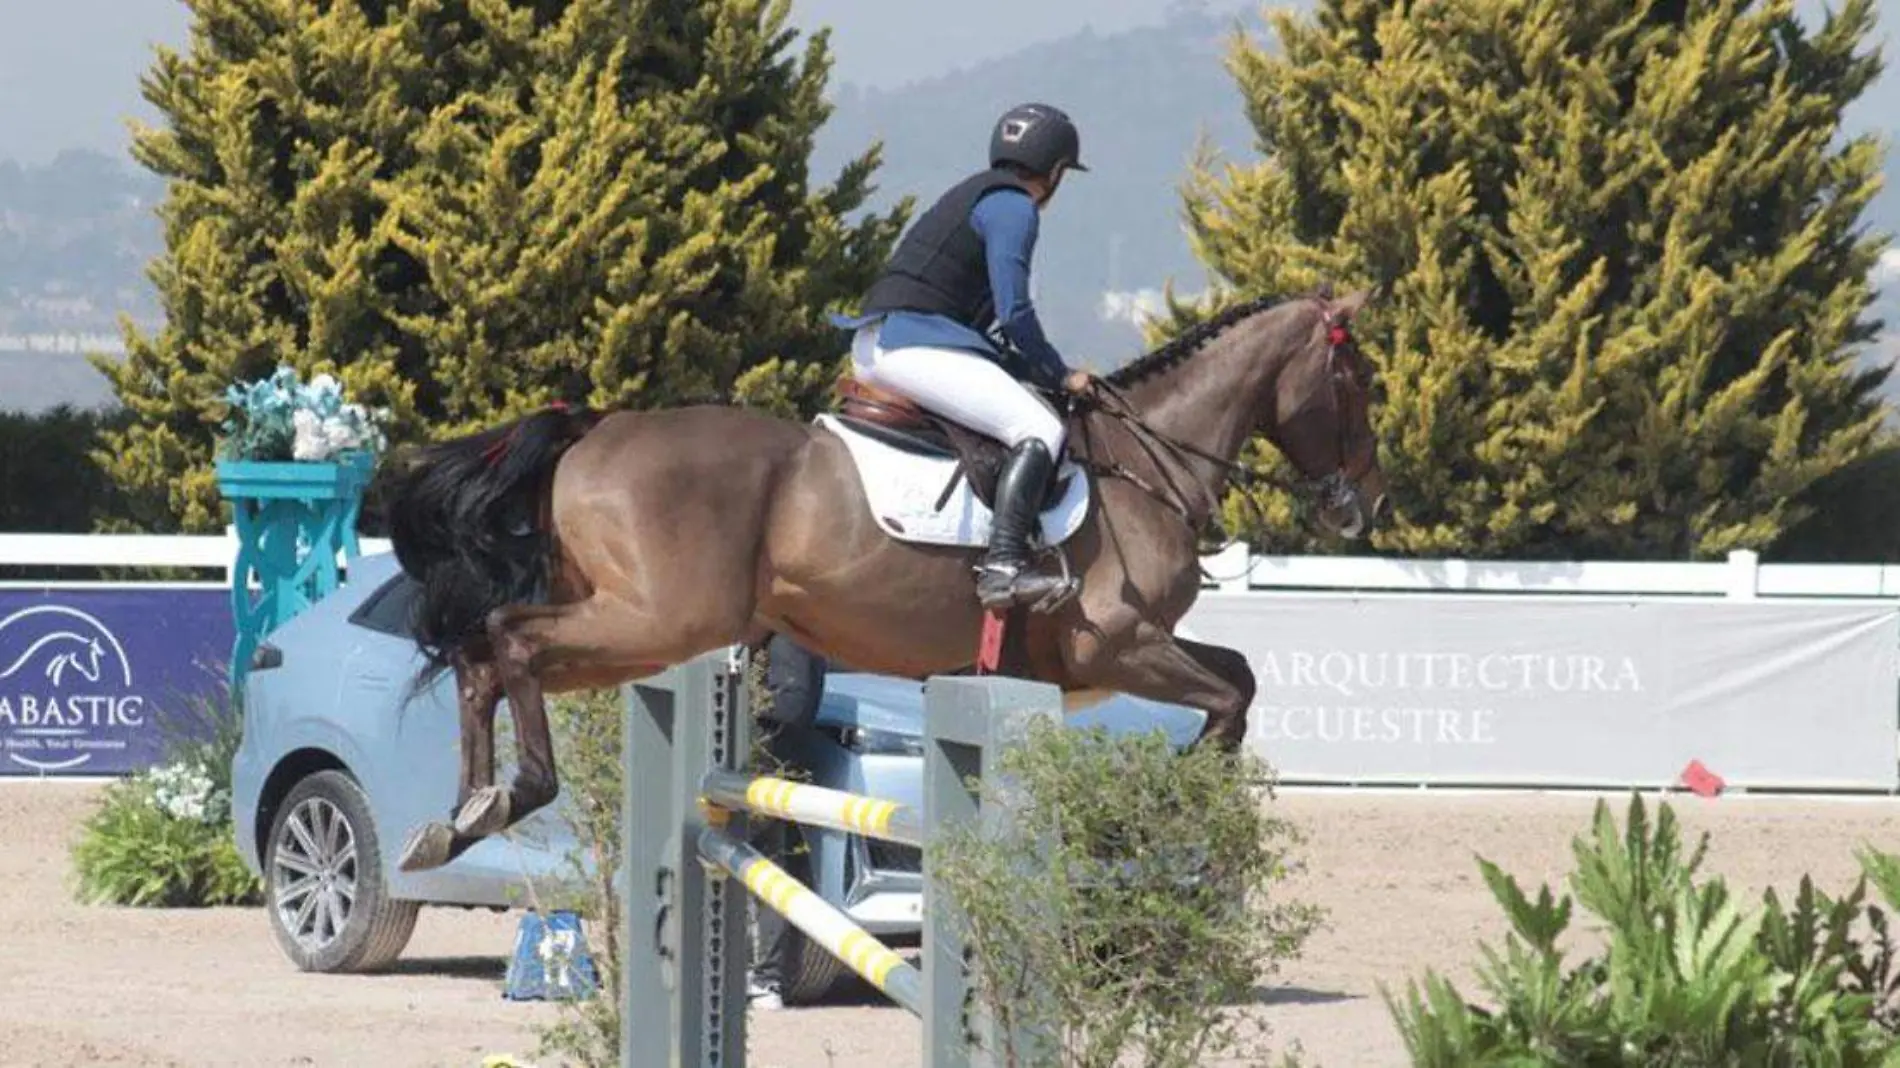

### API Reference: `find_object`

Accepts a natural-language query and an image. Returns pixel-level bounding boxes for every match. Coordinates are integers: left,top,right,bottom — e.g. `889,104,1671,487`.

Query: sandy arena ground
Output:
5,779,1900,1067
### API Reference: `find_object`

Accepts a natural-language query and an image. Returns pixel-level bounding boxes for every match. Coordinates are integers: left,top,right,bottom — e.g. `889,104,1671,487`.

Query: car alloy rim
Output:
272,796,359,953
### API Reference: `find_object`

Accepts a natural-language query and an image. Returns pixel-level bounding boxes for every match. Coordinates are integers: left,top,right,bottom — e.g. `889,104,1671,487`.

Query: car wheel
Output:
756,833,856,1006
263,769,420,973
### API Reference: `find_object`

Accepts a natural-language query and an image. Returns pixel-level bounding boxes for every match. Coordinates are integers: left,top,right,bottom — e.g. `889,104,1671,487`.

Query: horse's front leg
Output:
1169,636,1256,750
1067,622,1256,752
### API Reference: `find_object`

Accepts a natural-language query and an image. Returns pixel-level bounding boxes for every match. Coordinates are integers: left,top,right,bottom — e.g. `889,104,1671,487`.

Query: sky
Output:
0,0,1261,165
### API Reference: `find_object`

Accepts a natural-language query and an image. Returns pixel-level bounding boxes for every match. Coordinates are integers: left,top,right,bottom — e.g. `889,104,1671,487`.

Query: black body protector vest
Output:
860,167,1037,337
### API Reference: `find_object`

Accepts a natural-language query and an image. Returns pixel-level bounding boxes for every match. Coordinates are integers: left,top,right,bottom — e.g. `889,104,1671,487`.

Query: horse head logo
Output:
43,637,106,686
0,608,132,689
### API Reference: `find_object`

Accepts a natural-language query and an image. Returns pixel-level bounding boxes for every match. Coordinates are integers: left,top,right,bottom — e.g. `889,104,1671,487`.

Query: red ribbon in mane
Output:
482,402,572,467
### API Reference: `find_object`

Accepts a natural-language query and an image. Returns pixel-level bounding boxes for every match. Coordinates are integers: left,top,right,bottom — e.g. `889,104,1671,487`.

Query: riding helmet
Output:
989,103,1089,177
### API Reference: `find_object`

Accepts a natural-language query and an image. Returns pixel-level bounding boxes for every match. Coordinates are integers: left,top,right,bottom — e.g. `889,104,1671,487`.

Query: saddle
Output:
832,377,1075,513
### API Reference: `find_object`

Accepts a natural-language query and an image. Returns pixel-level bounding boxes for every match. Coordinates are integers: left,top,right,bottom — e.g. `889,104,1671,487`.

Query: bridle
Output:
1068,295,1376,555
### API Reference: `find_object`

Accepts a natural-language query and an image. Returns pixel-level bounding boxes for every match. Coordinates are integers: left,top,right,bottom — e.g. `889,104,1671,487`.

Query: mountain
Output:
790,0,1260,96
0,1,1259,165
0,149,162,338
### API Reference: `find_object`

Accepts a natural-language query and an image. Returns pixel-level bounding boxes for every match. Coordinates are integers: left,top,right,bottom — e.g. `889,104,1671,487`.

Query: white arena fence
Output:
1190,544,1900,793
0,530,393,584
2,534,1896,792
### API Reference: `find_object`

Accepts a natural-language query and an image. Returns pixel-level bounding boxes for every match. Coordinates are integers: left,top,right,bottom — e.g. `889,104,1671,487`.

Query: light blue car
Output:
230,551,1205,1003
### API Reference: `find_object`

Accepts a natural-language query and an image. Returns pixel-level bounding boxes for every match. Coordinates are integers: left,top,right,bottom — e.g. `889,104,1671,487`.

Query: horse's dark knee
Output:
1197,702,1247,750
1227,657,1257,709
511,742,560,813
514,775,559,817
1217,710,1248,749
1207,649,1254,746
1202,690,1251,751
1193,717,1245,754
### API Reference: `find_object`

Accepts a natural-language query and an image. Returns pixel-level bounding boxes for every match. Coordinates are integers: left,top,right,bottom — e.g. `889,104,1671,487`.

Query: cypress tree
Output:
1175,0,1891,559
96,0,905,532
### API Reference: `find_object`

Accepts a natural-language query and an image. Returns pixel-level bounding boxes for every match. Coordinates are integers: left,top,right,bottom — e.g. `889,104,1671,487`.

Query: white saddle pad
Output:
815,414,1091,549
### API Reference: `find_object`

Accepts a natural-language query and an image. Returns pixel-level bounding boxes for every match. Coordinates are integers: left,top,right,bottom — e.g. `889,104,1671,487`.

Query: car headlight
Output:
832,725,924,756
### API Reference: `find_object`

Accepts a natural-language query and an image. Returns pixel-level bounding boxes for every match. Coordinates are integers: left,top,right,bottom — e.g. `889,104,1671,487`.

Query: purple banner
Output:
0,587,234,776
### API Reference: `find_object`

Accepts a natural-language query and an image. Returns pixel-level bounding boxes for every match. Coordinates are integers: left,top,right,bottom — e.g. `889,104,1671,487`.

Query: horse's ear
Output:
1329,288,1373,321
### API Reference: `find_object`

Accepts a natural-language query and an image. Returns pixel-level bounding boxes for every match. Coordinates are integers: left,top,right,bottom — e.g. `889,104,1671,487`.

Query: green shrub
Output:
69,684,263,908
928,718,1321,1068
1386,793,1900,1066
528,687,627,1068
69,768,260,907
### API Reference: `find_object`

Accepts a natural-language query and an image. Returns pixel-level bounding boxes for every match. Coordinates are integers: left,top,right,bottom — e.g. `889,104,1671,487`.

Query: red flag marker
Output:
976,612,1006,675
1680,760,1726,798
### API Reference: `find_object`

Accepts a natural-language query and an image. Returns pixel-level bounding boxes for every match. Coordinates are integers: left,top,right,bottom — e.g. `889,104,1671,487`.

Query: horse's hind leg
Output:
454,595,717,840
398,651,506,873
451,602,573,839
453,650,502,812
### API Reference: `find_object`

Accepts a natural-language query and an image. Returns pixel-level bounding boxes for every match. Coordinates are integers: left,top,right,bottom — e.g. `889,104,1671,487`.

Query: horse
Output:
382,286,1387,872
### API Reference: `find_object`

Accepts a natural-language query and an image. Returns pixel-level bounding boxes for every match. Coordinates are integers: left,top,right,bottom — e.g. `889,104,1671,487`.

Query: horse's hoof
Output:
454,785,512,838
399,823,455,872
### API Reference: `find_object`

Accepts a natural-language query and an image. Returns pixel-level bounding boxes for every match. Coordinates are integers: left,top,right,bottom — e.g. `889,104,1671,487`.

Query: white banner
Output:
1179,593,1900,790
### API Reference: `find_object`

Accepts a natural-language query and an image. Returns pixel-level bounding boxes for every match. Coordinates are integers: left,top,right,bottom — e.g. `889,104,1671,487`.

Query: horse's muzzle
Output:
1303,472,1388,541
1319,488,1367,540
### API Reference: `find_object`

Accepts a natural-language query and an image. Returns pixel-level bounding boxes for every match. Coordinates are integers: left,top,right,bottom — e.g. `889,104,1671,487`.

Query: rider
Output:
833,102,1094,612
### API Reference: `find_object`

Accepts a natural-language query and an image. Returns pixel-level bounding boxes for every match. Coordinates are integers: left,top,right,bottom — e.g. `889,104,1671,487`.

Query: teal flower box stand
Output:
216,451,375,689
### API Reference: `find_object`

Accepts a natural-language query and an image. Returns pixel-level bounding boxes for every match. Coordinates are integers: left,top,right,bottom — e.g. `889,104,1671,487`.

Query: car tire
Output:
757,835,854,1006
263,769,420,973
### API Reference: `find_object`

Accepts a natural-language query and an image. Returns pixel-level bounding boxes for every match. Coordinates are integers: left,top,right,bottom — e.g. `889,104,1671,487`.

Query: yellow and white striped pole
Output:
696,825,924,1016
703,770,923,848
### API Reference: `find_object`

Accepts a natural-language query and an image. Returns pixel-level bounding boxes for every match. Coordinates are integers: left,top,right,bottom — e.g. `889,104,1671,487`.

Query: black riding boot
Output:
975,439,1069,611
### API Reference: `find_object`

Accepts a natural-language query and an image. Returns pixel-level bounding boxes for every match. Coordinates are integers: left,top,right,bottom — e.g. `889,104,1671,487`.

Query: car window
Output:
350,573,422,638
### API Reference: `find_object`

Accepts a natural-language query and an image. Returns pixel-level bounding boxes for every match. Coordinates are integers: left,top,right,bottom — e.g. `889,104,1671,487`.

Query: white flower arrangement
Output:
220,365,390,464
145,760,229,825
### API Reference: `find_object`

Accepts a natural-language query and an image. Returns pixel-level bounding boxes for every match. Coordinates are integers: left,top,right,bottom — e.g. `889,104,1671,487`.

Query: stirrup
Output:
975,560,1068,611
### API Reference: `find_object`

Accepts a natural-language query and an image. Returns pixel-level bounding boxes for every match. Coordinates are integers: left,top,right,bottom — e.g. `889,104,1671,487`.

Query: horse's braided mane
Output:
1103,293,1284,388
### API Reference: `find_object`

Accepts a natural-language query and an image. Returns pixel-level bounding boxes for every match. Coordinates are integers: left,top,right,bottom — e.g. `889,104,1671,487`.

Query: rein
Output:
1070,299,1369,568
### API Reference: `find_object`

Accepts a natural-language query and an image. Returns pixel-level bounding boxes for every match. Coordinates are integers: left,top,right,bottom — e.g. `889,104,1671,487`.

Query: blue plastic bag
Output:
503,909,599,1001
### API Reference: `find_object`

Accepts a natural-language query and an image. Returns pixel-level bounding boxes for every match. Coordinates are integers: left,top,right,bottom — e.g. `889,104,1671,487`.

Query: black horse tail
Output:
380,403,601,685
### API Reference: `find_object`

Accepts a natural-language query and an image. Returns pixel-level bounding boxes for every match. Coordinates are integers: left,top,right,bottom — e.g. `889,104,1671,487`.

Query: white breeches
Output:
849,325,1064,455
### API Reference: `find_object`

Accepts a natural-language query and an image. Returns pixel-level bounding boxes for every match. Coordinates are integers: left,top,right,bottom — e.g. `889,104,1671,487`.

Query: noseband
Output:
1295,307,1377,535
1078,295,1373,547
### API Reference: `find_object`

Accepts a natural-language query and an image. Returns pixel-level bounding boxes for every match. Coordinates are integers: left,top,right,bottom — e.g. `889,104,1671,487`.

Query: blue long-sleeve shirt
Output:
831,187,1071,390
